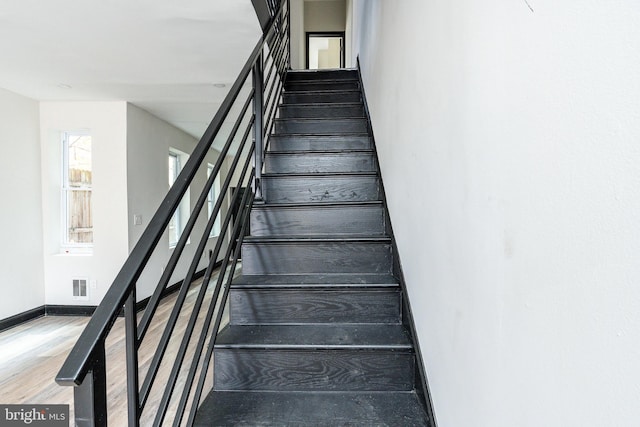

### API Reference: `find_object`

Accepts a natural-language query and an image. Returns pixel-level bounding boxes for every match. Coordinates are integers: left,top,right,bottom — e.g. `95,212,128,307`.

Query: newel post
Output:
74,344,108,427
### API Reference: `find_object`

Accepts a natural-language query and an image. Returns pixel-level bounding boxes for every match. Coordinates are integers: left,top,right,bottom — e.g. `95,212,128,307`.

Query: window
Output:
62,132,93,247
168,152,181,247
207,164,221,237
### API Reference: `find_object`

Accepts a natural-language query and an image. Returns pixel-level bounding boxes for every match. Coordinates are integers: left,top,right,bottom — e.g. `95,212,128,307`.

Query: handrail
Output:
55,0,290,425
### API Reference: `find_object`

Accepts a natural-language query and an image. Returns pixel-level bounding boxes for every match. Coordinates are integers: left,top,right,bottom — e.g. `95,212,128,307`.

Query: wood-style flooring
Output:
0,268,232,426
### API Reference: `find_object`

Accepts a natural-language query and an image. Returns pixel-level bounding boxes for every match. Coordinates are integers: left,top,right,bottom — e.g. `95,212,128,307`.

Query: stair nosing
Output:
265,149,374,155
215,324,411,350
270,132,369,136
244,235,390,242
215,343,412,350
285,78,359,83
274,117,368,123
231,283,399,289
279,102,363,107
262,171,378,178
252,200,383,208
269,133,370,138
283,89,361,95
232,273,398,286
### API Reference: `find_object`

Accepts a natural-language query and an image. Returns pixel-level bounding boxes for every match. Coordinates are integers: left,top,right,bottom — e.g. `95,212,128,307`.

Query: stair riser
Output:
242,242,392,275
251,204,385,236
214,349,414,391
279,104,365,119
230,289,401,324
263,175,380,203
194,391,431,426
286,70,357,82
283,92,361,104
264,153,376,174
274,119,368,134
285,81,359,92
268,135,371,151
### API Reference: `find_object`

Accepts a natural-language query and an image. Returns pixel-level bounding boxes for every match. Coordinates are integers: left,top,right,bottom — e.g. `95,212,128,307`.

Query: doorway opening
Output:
306,32,345,70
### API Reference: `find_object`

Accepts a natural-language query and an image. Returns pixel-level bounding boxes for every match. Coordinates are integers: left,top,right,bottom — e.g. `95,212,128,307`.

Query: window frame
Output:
61,131,93,250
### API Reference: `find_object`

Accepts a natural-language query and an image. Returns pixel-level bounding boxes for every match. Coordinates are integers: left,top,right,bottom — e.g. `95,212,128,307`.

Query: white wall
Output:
291,0,347,70
126,104,227,300
344,0,353,67
0,88,45,319
352,1,640,426
40,102,129,306
290,0,305,70
304,0,346,32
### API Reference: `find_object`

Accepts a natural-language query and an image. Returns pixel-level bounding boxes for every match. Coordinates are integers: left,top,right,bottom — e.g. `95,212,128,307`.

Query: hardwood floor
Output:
0,267,234,426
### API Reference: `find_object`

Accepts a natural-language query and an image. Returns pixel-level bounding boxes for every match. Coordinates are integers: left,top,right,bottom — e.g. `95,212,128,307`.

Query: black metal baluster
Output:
124,290,140,426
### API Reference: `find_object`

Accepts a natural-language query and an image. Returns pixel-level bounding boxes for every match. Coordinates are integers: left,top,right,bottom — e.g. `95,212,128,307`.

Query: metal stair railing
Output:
55,1,290,425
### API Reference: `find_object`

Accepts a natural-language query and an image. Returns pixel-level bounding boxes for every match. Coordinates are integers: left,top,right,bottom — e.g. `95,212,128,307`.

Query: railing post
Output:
253,49,265,201
125,290,141,426
74,345,107,427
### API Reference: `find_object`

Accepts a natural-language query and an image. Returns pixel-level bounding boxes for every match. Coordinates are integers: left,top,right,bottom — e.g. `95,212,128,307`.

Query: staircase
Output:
194,70,431,426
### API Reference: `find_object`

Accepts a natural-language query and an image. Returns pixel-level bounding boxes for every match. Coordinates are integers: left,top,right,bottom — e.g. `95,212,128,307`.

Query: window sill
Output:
57,250,93,256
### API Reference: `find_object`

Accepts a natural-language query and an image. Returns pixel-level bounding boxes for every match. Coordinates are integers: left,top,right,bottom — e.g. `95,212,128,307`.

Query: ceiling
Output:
0,0,261,139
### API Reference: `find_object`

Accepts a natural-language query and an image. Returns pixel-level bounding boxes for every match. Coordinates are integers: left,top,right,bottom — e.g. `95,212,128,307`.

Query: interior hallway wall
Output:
351,1,640,426
40,102,129,307
0,88,44,319
126,104,227,301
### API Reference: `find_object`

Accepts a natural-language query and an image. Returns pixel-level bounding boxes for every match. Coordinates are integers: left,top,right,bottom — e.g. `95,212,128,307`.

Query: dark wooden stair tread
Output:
215,324,411,349
232,273,398,288
269,133,369,138
283,89,361,95
269,131,369,137
279,101,363,107
285,70,358,82
252,200,383,208
266,149,373,155
194,391,430,426
243,235,391,243
274,117,366,122
262,171,378,177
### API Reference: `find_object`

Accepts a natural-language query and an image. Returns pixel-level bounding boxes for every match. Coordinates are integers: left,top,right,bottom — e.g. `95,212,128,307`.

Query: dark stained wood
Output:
194,391,430,426
264,151,376,173
285,69,358,82
230,288,401,324
274,118,369,134
278,103,365,119
242,239,393,275
285,80,359,92
216,324,411,348
250,202,385,236
263,173,380,203
268,134,372,151
194,67,433,426
231,273,399,288
283,90,361,104
214,349,414,391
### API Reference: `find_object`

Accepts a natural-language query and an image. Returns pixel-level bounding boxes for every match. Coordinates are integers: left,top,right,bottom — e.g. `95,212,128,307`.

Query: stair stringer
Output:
356,58,439,427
